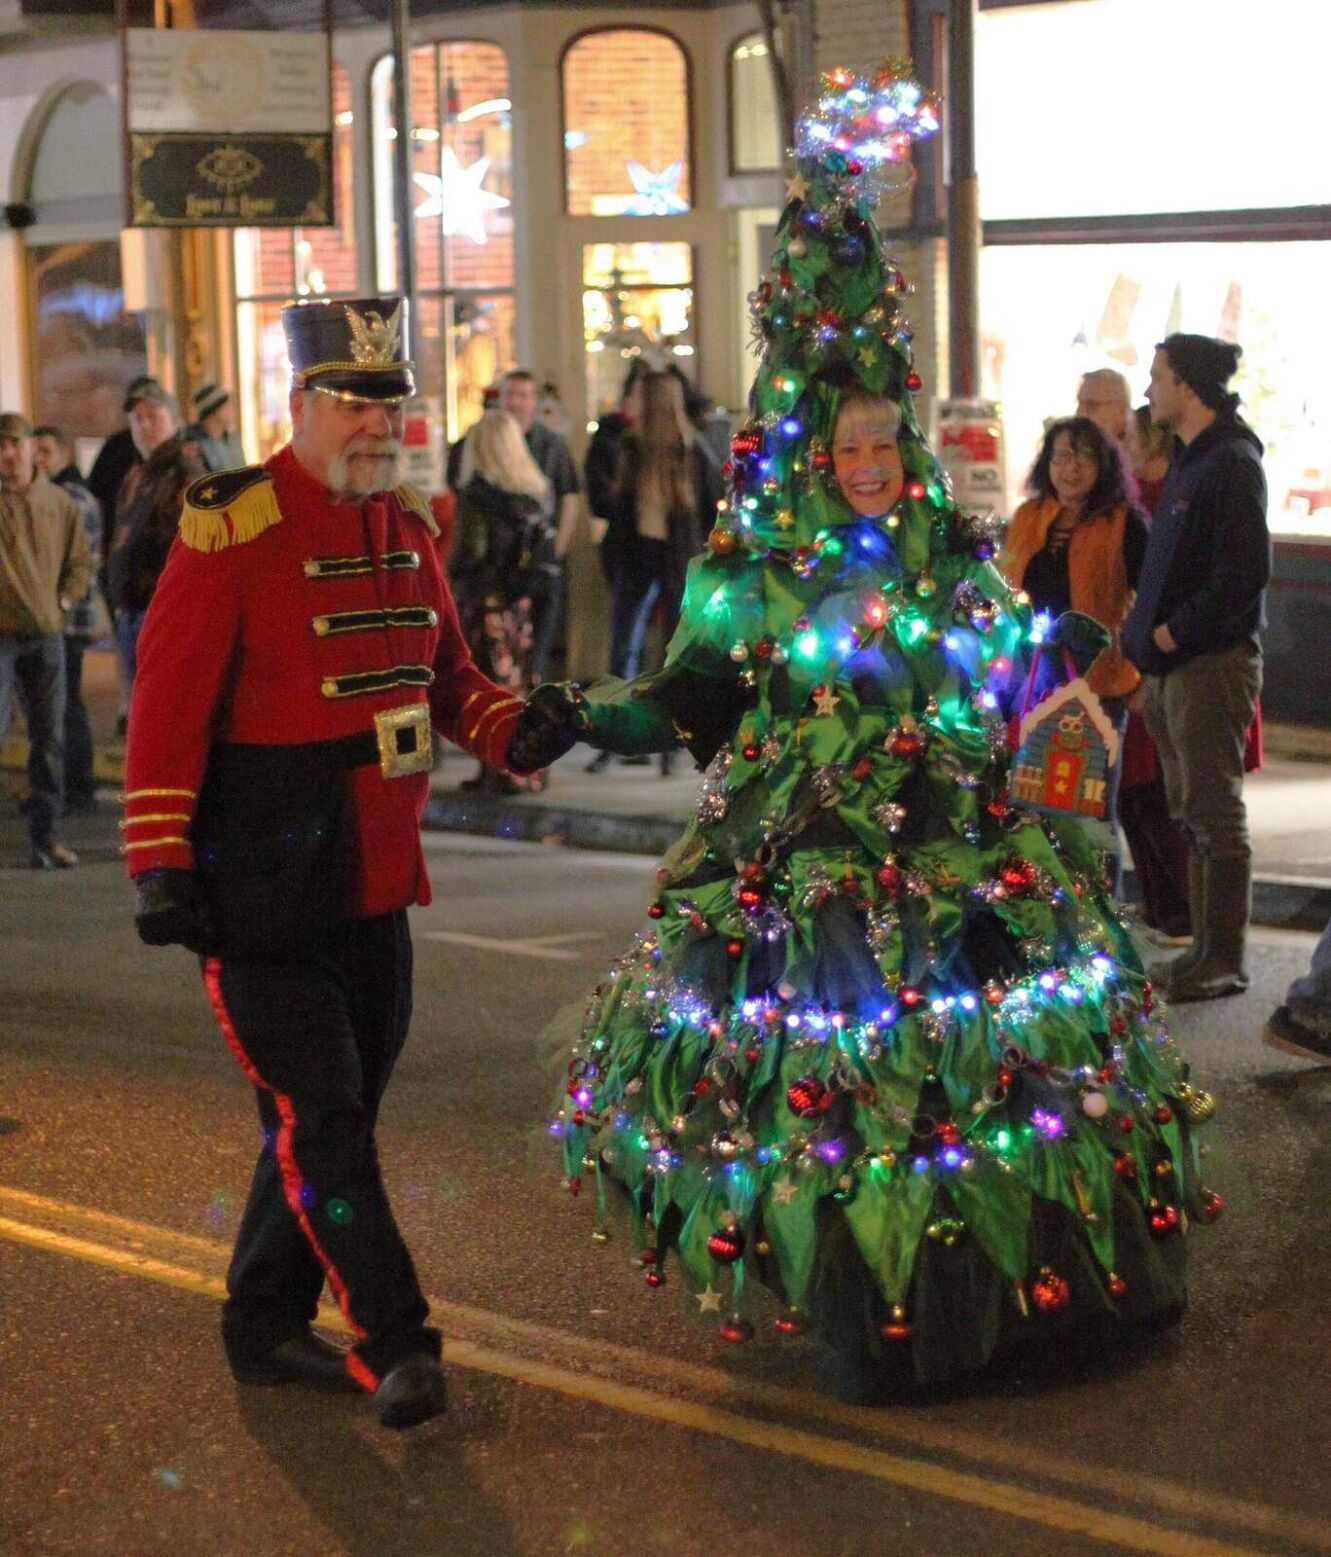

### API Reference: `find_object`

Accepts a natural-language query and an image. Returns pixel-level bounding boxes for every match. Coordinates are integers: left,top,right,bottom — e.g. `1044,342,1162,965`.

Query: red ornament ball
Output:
880,1305,912,1341
742,742,761,761
645,1268,664,1288
707,1226,745,1264
1198,1189,1225,1223
732,428,761,457
905,480,926,501
999,857,1038,894
719,1314,754,1343
906,371,923,391
1154,1104,1174,1125
726,939,744,958
1148,1203,1181,1239
1117,1114,1136,1134
786,1075,830,1117
647,901,666,920
774,1308,807,1336
1113,1152,1138,1182
1108,1273,1128,1300
890,730,925,762
1030,1269,1072,1315
876,860,901,896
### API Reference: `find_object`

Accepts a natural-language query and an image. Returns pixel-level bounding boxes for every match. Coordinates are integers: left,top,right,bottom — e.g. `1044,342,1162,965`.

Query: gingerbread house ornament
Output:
1011,679,1119,820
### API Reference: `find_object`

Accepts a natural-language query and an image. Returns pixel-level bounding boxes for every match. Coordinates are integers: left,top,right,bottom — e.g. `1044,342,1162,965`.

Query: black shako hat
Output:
282,296,416,403
1158,333,1242,411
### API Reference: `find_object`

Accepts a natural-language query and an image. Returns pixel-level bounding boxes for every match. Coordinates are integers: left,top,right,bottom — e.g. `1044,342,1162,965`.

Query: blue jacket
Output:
1122,409,1270,676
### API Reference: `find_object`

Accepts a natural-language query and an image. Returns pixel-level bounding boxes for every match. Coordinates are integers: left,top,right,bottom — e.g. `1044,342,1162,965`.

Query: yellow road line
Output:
5,1187,1325,1556
0,1201,1287,1557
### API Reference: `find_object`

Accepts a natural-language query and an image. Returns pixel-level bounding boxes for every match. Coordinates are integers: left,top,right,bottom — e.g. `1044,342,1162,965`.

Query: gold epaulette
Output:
178,466,282,553
394,482,440,538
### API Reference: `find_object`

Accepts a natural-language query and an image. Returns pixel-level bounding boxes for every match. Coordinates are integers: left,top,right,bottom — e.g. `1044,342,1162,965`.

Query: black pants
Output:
203,912,436,1389
62,636,95,804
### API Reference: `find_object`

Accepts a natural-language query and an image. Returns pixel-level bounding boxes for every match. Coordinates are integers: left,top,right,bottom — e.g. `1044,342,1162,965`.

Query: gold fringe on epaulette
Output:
394,483,440,537
178,482,284,552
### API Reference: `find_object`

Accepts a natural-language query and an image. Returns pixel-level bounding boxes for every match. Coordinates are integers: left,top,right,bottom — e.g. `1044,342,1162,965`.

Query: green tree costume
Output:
553,64,1218,1387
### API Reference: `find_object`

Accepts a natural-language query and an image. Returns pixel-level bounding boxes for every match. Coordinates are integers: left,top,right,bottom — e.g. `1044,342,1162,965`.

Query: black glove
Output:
507,683,584,774
134,867,211,954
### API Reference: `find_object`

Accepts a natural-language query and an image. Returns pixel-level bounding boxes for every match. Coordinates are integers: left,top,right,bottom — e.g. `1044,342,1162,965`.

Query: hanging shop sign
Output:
120,19,333,228
932,397,1007,513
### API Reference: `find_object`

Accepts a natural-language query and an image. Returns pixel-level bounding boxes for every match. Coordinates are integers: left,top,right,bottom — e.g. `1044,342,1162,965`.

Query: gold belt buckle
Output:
374,703,432,778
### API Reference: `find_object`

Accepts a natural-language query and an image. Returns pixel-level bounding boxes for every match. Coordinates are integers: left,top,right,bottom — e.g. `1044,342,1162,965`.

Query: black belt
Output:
321,704,433,779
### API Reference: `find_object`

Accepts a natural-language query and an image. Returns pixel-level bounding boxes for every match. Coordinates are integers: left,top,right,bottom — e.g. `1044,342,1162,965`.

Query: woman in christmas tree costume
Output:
517,65,1221,1392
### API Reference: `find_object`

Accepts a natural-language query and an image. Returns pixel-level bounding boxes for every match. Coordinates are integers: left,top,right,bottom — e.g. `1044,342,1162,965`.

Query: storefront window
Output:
976,0,1327,220
563,30,692,217
582,242,695,422
979,240,1331,535
23,82,145,440
233,62,358,458
372,41,515,444
729,32,781,174
27,241,146,444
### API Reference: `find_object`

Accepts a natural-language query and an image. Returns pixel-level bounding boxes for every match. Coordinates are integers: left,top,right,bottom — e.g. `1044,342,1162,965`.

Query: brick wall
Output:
563,28,691,216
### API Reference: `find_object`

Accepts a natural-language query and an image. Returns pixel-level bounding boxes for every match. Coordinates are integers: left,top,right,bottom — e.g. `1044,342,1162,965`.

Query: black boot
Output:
1166,852,1250,1003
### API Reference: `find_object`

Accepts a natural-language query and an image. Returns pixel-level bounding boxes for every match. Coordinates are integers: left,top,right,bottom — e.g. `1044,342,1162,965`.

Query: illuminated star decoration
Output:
413,146,511,244
695,1284,724,1313
794,61,941,201
813,685,841,717
623,159,689,216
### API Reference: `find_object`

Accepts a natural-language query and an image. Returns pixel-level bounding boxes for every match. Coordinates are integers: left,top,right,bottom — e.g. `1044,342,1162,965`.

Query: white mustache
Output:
345,436,401,458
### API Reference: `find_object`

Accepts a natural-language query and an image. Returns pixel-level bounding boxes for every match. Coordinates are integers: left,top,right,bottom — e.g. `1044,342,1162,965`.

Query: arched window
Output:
728,32,782,174
371,40,516,444
233,61,358,459
562,29,692,217
22,82,146,441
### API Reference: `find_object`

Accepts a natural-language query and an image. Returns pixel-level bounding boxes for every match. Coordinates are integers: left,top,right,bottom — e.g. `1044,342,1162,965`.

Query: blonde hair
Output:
833,392,902,445
620,370,695,517
461,409,550,504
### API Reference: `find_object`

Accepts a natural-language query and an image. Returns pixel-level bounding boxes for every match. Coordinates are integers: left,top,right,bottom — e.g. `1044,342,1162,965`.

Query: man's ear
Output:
289,389,305,432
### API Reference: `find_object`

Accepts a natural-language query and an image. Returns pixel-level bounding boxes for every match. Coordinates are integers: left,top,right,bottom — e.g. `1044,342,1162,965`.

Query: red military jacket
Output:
122,445,524,919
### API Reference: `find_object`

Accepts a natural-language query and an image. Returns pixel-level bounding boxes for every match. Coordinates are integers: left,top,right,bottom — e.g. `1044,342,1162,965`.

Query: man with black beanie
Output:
1122,333,1270,1002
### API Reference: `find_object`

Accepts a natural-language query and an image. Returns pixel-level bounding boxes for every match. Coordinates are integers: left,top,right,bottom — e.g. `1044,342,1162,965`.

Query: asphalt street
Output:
3,807,1331,1557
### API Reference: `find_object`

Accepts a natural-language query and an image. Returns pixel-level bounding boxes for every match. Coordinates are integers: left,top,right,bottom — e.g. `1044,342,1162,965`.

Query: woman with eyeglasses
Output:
1000,415,1149,890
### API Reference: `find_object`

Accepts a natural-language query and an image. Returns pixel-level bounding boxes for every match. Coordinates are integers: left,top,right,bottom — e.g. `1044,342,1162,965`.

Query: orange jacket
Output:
1001,495,1141,699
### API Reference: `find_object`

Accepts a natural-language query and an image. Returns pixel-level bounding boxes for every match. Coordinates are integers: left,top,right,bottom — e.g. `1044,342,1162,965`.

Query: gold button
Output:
321,678,338,697
312,617,330,637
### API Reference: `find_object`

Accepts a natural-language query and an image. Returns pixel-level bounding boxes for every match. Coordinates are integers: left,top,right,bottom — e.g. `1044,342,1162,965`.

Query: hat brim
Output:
300,367,416,404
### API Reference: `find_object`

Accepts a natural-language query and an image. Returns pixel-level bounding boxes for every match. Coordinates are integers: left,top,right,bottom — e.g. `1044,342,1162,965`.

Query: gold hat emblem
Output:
345,303,403,367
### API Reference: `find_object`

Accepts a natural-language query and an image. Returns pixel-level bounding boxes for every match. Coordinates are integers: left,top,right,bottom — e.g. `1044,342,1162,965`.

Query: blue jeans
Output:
0,633,66,849
114,607,146,694
1286,918,1331,1024
609,537,671,680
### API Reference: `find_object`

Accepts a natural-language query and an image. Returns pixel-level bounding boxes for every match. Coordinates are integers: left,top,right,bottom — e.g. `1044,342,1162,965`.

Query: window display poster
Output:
932,398,1007,514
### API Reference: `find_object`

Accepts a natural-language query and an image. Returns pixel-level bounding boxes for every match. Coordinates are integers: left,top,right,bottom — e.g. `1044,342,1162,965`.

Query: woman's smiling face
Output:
831,399,905,517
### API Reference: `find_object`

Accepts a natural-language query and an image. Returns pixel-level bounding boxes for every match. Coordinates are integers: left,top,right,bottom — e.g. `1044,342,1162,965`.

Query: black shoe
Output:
1264,1004,1331,1063
1165,965,1249,1003
374,1355,448,1430
230,1330,361,1392
585,751,612,774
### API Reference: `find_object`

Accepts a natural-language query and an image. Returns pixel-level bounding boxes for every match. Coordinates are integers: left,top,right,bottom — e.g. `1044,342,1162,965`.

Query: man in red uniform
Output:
124,297,568,1429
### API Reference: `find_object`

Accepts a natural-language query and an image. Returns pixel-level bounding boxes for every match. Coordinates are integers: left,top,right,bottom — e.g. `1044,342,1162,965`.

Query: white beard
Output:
328,437,403,500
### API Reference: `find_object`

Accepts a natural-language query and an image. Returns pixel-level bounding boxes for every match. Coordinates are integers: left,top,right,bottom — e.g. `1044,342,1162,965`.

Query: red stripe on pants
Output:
203,956,380,1393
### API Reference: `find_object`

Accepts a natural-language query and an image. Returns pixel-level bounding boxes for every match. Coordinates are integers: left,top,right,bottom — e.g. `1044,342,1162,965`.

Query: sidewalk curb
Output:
422,790,1331,932
422,790,682,856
